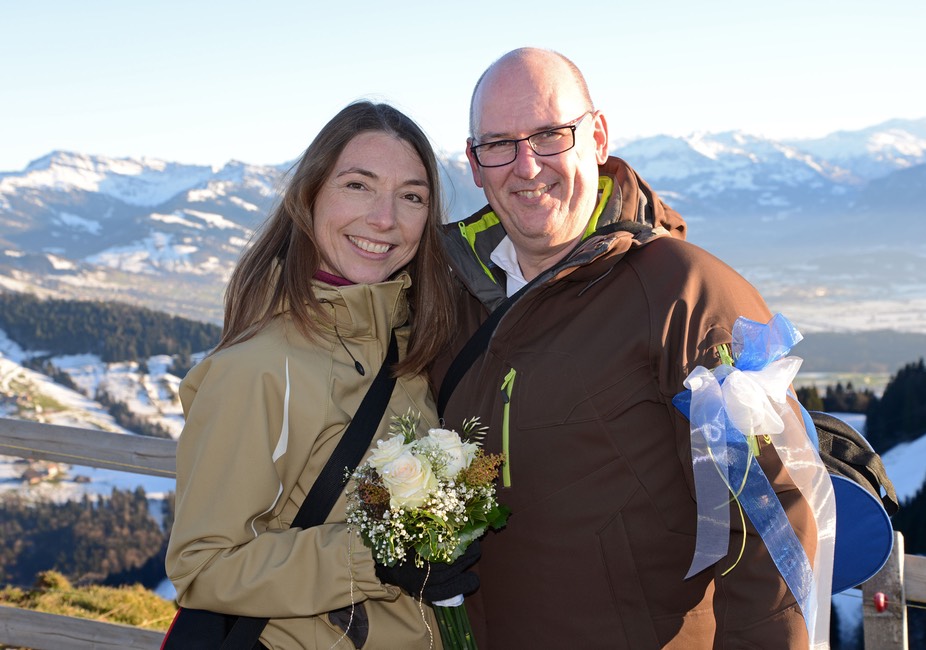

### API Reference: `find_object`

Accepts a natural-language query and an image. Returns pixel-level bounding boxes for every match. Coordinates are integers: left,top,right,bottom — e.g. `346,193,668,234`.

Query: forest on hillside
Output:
796,359,926,559
0,291,221,362
0,487,174,590
798,358,926,455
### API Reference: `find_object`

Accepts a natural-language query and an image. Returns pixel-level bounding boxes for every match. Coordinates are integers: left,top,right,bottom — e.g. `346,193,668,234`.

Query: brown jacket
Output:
431,158,814,649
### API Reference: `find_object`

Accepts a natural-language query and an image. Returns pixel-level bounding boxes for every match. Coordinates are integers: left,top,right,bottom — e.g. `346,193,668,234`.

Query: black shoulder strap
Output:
437,289,520,419
221,331,399,650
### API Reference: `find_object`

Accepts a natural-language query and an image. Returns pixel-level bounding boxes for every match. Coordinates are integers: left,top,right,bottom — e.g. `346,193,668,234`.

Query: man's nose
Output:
512,141,543,177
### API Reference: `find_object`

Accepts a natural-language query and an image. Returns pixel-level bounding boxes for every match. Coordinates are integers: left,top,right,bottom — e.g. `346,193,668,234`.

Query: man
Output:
431,48,826,648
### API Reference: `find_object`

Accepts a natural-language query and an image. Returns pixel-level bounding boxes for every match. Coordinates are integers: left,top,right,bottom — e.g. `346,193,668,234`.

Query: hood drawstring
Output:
334,322,365,376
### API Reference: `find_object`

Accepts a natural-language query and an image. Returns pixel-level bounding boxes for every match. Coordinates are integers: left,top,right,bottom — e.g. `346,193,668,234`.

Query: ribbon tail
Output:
772,401,837,648
683,368,731,578
724,423,816,636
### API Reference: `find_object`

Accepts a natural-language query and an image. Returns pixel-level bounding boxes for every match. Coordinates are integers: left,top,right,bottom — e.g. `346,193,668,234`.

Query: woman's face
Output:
313,131,430,284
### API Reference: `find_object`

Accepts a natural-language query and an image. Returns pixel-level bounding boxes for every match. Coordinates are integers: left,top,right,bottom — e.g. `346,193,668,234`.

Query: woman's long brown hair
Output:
214,101,455,376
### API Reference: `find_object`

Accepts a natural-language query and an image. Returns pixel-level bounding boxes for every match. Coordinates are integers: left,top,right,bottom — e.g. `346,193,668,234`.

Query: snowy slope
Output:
0,329,188,501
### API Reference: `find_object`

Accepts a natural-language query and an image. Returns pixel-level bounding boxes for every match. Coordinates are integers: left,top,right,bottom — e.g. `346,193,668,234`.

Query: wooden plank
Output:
861,531,908,650
0,417,176,478
0,605,164,650
904,553,926,605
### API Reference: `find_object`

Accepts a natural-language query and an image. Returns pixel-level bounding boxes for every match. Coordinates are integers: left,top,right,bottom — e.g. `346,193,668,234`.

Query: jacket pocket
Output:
512,351,601,429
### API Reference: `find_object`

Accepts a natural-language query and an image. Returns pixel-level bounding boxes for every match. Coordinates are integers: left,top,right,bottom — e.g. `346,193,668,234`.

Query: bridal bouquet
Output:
346,411,509,649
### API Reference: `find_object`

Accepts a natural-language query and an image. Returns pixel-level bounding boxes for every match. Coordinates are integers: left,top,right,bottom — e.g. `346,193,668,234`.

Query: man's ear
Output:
465,139,485,189
592,111,609,165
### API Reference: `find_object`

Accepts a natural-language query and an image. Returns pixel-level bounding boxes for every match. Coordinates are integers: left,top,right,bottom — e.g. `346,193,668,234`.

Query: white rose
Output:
427,428,478,478
367,435,410,473
380,451,438,509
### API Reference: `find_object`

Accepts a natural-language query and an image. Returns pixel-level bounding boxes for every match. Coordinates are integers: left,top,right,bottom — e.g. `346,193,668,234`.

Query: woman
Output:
166,102,471,649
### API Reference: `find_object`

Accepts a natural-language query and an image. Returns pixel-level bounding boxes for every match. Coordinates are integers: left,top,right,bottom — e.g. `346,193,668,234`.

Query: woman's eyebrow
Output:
336,167,429,188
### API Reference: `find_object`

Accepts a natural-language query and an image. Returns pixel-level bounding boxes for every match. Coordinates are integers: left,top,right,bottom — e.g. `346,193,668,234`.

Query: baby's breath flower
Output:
346,414,509,568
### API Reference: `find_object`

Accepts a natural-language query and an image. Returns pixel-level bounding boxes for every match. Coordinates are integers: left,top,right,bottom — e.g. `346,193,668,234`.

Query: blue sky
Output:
1,0,923,172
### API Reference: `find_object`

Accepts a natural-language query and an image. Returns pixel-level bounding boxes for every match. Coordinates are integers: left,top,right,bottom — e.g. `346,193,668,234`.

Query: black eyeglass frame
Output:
470,111,594,168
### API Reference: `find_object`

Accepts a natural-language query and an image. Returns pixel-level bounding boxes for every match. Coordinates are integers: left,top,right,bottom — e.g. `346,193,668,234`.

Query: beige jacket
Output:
166,274,442,649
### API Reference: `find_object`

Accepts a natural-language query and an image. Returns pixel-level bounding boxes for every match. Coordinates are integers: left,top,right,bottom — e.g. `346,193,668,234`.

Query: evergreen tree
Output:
797,385,825,412
866,359,926,452
823,382,874,413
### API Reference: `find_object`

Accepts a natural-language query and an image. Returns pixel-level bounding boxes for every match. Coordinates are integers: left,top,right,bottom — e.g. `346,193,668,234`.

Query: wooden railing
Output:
1,417,924,649
0,418,175,650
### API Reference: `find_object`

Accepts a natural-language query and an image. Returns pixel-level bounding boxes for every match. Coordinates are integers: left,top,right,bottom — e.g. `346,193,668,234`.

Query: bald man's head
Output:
469,48,594,138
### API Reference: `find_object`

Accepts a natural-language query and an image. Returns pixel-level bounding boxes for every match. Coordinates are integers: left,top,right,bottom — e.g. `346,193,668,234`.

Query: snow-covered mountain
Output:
0,118,924,332
615,118,926,223
0,151,284,322
784,118,926,182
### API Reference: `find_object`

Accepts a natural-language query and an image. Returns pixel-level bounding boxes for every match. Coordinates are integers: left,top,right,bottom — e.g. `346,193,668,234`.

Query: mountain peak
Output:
5,152,218,208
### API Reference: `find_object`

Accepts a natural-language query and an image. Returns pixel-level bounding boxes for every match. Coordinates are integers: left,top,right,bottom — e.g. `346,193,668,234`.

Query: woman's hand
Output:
374,540,481,603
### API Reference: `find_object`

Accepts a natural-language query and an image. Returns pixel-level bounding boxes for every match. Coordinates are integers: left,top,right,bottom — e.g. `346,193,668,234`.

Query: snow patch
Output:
86,232,201,274
184,209,238,229
150,211,204,230
187,187,222,202
46,254,76,270
56,212,102,235
229,195,260,212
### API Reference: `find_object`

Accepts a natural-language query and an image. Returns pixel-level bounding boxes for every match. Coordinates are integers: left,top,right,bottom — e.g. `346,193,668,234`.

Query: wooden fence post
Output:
861,531,907,650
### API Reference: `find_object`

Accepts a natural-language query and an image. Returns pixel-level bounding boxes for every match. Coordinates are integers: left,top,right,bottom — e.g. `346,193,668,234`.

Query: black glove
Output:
374,540,481,603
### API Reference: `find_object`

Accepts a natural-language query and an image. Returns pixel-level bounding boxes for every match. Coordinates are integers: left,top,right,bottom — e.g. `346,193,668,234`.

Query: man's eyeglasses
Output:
470,111,593,168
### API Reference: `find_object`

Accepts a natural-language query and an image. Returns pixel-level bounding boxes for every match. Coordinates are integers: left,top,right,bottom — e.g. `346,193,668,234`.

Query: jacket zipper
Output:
500,368,517,487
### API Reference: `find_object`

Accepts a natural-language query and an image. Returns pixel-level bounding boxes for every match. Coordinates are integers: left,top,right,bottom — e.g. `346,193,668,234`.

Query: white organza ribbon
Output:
679,314,836,649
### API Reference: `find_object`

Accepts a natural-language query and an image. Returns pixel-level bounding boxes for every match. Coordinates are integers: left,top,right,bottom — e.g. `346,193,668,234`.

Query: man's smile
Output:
515,184,555,199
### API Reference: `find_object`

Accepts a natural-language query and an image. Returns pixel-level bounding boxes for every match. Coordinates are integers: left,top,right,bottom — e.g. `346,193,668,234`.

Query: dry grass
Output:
0,570,176,631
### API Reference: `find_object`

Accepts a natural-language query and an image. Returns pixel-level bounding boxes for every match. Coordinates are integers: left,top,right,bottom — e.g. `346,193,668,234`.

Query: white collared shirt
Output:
489,236,528,297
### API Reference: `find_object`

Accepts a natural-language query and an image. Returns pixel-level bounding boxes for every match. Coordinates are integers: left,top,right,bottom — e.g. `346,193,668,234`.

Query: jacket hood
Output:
596,156,686,237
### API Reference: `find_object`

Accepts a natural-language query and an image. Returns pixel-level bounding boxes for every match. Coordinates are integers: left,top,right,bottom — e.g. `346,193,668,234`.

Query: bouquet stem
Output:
433,601,477,650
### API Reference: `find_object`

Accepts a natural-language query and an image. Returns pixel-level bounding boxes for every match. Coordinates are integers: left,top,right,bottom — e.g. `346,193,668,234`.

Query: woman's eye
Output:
346,181,366,190
403,192,425,204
